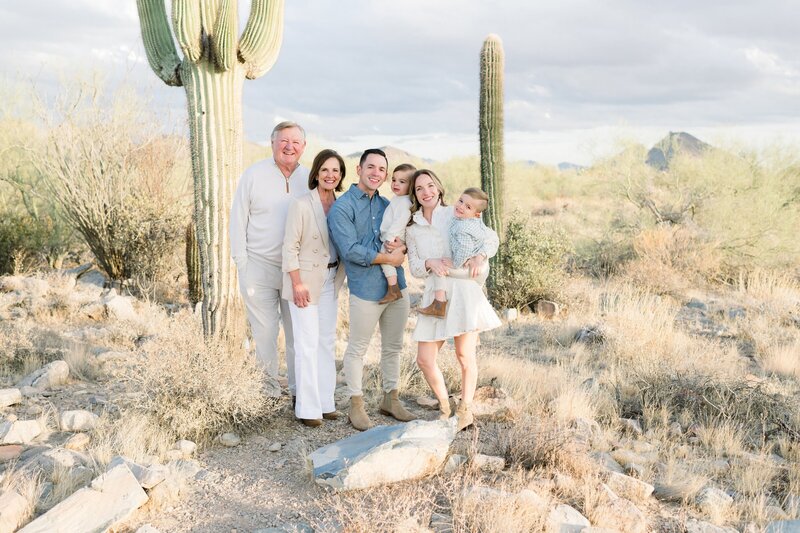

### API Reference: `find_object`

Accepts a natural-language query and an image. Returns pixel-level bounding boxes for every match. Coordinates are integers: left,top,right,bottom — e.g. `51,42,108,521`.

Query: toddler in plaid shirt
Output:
418,187,491,317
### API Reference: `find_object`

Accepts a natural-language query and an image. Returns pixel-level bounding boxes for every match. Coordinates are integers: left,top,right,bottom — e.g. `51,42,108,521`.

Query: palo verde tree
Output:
136,0,284,337
479,33,505,297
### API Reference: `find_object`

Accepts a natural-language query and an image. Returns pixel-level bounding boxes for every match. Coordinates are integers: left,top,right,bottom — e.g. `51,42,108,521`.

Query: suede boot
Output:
456,400,474,431
299,418,322,428
418,299,447,318
322,411,339,420
438,397,453,420
379,390,417,422
377,283,402,305
348,395,373,431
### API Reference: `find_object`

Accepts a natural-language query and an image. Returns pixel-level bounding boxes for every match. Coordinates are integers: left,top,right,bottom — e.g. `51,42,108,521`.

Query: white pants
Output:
239,259,295,393
288,267,338,419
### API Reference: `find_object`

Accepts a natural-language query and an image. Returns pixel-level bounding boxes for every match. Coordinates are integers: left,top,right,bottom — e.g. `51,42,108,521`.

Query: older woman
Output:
282,149,347,427
405,169,501,431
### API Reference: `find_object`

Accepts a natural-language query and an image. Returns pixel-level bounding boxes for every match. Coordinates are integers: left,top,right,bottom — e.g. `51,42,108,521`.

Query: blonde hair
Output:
462,187,489,213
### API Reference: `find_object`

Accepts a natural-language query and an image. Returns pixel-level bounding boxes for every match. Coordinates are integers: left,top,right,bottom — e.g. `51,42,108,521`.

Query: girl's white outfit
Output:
406,204,502,342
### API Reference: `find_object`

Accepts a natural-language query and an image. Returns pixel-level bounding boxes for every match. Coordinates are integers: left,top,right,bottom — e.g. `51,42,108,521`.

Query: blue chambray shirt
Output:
328,184,407,301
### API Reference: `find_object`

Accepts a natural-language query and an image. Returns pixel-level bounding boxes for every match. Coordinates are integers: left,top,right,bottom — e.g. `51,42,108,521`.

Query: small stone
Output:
0,490,28,532
696,487,733,516
764,521,800,533
416,396,439,408
502,308,518,322
472,453,504,472
514,488,547,510
430,512,453,533
590,496,647,533
59,410,99,431
219,433,241,447
0,389,22,408
0,445,23,463
607,472,654,502
685,518,739,533
0,419,42,444
16,360,69,391
548,504,590,532
668,421,683,437
173,440,196,457
136,525,162,533
268,442,281,452
592,452,625,474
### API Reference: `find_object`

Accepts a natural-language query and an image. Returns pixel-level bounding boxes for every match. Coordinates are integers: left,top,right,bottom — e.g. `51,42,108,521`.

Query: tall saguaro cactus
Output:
136,0,284,338
479,34,505,295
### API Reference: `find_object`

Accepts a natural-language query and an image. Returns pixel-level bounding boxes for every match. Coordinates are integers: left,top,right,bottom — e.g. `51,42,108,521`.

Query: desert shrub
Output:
122,311,278,444
488,211,570,309
31,81,191,285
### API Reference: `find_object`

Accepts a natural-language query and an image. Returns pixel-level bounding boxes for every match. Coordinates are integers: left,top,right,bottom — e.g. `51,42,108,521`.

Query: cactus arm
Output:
212,0,237,71
239,0,285,79
136,0,182,87
172,0,203,63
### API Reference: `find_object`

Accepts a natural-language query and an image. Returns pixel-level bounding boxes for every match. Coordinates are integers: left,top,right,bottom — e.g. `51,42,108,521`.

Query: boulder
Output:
59,410,99,432
17,361,69,391
472,453,505,472
685,519,738,533
443,454,467,474
0,490,28,533
0,389,21,408
0,420,41,445
309,419,456,491
31,448,90,477
18,463,148,533
548,504,590,533
606,472,654,503
764,521,800,533
590,496,647,533
108,456,167,490
534,300,560,319
102,290,138,322
696,487,733,516
0,445,23,464
591,452,624,474
64,433,90,451
173,440,196,458
219,433,241,447
471,386,517,421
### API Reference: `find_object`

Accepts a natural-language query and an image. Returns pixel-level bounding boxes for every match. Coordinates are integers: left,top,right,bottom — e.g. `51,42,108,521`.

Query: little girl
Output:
418,187,491,317
377,164,417,304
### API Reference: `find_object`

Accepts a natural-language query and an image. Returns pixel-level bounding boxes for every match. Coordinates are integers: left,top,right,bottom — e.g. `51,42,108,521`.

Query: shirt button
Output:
313,249,319,253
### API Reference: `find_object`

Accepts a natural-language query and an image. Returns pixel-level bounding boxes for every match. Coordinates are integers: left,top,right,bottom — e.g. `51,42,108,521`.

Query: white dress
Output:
406,205,502,342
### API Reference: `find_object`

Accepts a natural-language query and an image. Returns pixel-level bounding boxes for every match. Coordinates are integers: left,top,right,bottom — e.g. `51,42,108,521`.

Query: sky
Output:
2,0,800,165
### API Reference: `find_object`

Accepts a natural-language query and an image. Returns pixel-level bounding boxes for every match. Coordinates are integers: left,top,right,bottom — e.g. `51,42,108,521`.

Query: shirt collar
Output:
350,183,381,200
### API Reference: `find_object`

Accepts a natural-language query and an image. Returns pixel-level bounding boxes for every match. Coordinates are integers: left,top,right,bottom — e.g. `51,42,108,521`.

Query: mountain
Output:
558,162,585,171
646,131,711,170
346,146,432,166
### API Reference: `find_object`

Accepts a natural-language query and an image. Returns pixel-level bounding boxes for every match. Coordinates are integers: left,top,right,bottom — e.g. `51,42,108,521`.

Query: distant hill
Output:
346,146,432,166
558,162,585,171
646,131,711,170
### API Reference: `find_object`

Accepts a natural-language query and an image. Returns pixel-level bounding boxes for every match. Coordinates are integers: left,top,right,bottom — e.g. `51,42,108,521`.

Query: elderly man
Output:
230,121,308,395
328,148,416,430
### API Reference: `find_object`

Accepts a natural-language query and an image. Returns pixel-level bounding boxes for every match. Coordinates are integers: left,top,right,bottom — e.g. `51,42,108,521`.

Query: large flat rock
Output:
310,419,456,491
18,463,148,533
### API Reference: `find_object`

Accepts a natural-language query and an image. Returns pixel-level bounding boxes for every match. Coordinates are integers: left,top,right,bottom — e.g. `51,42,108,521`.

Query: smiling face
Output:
317,157,342,192
413,173,442,210
454,193,482,219
271,126,306,172
390,170,412,196
355,153,388,195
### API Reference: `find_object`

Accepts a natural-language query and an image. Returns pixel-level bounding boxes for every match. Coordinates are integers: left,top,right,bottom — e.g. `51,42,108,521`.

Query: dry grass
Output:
86,411,174,469
121,310,279,444
760,339,800,379
0,465,42,530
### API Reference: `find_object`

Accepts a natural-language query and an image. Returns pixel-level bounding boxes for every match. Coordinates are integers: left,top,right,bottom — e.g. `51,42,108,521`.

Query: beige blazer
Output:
282,188,346,304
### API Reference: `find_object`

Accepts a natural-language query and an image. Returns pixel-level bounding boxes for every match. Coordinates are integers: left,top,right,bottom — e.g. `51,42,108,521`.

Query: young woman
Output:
405,170,501,431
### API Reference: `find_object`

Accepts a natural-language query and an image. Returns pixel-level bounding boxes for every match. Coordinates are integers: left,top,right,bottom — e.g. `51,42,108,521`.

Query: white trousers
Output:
239,259,295,393
288,267,338,419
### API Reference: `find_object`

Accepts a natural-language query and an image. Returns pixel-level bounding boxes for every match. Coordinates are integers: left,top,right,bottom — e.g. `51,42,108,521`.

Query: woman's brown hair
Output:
408,169,447,225
308,149,346,191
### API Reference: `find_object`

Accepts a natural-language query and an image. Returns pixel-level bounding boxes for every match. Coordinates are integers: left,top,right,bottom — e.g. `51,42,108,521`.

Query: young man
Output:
230,121,308,396
328,149,416,430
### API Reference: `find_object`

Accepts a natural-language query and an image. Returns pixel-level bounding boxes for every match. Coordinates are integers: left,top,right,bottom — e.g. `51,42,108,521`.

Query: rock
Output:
268,442,282,452
619,418,643,435
686,298,708,310
443,454,467,474
0,420,41,444
548,504,590,533
764,521,800,533
63,263,94,279
0,490,28,533
108,456,167,490
765,506,789,521
18,463,148,533
668,421,683,437
591,452,625,474
173,440,196,458
696,487,733,516
59,410,99,431
685,518,739,533
590,496,647,533
0,389,21,408
471,386,517,421
0,445,23,464
64,433,90,451
102,290,138,322
534,300,559,319
32,448,90,477
219,433,241,447
502,308,518,322
514,488,547,511
416,396,440,409
75,269,106,295
16,361,69,391
135,525,162,533
472,453,505,472
573,325,606,345
430,513,453,533
606,472,654,502
784,495,800,515
310,419,456,491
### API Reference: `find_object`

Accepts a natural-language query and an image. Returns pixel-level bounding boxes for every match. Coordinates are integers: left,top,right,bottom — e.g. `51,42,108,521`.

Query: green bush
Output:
488,211,571,309
0,211,73,274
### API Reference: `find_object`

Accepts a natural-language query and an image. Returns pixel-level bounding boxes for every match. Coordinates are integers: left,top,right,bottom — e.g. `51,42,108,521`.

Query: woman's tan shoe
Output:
455,401,474,431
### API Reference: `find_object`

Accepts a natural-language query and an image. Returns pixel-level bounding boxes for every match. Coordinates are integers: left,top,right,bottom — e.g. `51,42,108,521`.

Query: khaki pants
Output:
343,290,410,397
239,259,295,393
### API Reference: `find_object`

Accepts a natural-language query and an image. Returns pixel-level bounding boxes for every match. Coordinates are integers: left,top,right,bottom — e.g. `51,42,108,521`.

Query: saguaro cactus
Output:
479,34,505,295
136,0,284,337
185,221,203,306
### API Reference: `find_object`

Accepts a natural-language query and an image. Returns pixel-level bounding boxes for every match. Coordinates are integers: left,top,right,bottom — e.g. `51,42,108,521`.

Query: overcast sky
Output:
2,1,800,165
